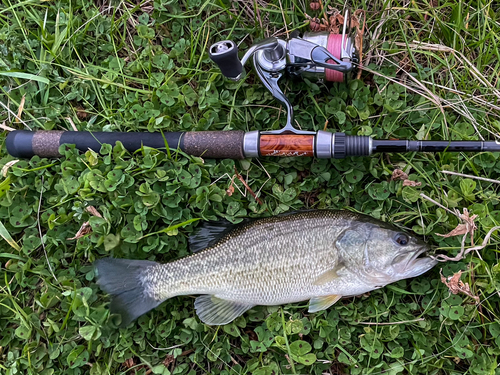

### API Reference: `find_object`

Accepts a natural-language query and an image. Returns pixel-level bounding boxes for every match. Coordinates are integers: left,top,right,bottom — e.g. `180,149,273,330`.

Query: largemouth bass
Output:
95,210,436,326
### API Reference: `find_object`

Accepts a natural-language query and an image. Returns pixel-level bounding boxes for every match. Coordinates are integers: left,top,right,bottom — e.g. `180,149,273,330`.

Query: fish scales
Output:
95,210,437,326
145,211,352,304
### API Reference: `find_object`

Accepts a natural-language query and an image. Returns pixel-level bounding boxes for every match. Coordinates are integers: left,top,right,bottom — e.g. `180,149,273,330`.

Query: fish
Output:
94,210,437,326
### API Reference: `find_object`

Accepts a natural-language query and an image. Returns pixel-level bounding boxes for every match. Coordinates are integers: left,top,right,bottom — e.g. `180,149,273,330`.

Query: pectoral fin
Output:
308,295,342,313
313,262,345,286
194,295,255,325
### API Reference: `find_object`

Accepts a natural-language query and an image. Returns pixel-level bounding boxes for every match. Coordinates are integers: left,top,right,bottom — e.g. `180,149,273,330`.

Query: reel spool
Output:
297,31,356,82
288,12,358,83
209,10,359,135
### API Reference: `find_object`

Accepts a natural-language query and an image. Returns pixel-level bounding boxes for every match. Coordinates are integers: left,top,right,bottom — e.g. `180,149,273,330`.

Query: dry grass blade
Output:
0,121,15,132
353,9,366,80
0,100,32,130
234,166,264,206
15,95,25,123
362,7,392,68
65,117,79,131
2,160,19,177
210,173,247,198
394,41,500,101
38,176,59,282
433,225,500,262
367,37,500,140
441,170,500,185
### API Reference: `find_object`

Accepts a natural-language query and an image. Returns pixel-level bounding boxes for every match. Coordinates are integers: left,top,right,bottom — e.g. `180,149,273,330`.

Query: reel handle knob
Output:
209,40,243,80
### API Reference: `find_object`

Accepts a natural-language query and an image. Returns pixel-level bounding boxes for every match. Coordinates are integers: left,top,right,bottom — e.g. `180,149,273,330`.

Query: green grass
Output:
0,0,500,374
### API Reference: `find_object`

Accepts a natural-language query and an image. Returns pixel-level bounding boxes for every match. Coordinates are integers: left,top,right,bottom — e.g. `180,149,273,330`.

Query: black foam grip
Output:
5,130,185,158
6,130,35,158
209,40,243,79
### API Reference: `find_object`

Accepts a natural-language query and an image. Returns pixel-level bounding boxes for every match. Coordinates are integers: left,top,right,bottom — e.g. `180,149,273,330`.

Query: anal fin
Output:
194,295,254,325
308,295,342,313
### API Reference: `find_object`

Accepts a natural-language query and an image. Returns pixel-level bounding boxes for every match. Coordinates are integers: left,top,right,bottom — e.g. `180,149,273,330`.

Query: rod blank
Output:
371,139,500,154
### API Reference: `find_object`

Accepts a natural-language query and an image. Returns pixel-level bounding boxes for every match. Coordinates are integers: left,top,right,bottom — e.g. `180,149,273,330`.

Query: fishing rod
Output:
6,11,500,159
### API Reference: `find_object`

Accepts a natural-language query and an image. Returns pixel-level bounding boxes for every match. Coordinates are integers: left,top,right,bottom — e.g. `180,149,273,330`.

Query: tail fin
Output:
94,258,162,326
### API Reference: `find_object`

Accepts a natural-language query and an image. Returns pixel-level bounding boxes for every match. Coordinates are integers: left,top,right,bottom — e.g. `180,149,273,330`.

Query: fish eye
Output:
393,233,409,246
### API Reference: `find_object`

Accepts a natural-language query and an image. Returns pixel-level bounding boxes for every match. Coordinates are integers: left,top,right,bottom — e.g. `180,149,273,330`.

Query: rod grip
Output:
6,130,246,159
183,131,245,159
6,130,184,158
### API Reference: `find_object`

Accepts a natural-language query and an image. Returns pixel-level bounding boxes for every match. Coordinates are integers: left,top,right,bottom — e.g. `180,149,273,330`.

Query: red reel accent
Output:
326,34,346,82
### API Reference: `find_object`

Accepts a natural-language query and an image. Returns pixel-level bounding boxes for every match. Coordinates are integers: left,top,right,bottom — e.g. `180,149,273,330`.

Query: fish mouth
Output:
401,246,438,277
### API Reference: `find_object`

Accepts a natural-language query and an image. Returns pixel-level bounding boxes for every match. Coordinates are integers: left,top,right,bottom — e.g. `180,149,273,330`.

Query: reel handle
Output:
209,40,243,80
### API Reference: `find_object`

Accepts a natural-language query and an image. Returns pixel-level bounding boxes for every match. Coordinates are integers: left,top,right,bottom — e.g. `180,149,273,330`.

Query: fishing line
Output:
326,34,347,82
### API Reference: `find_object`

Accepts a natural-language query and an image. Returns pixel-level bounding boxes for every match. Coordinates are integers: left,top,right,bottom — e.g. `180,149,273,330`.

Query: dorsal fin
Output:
189,218,253,253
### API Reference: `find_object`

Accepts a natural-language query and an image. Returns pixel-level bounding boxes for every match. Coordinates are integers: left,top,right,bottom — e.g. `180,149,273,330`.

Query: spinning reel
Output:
209,10,358,137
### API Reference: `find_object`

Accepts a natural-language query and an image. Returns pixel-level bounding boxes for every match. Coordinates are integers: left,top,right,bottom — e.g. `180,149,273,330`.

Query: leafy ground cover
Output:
1,0,500,374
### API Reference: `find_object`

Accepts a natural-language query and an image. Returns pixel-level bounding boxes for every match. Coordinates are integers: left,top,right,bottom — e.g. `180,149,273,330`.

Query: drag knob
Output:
209,40,243,80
